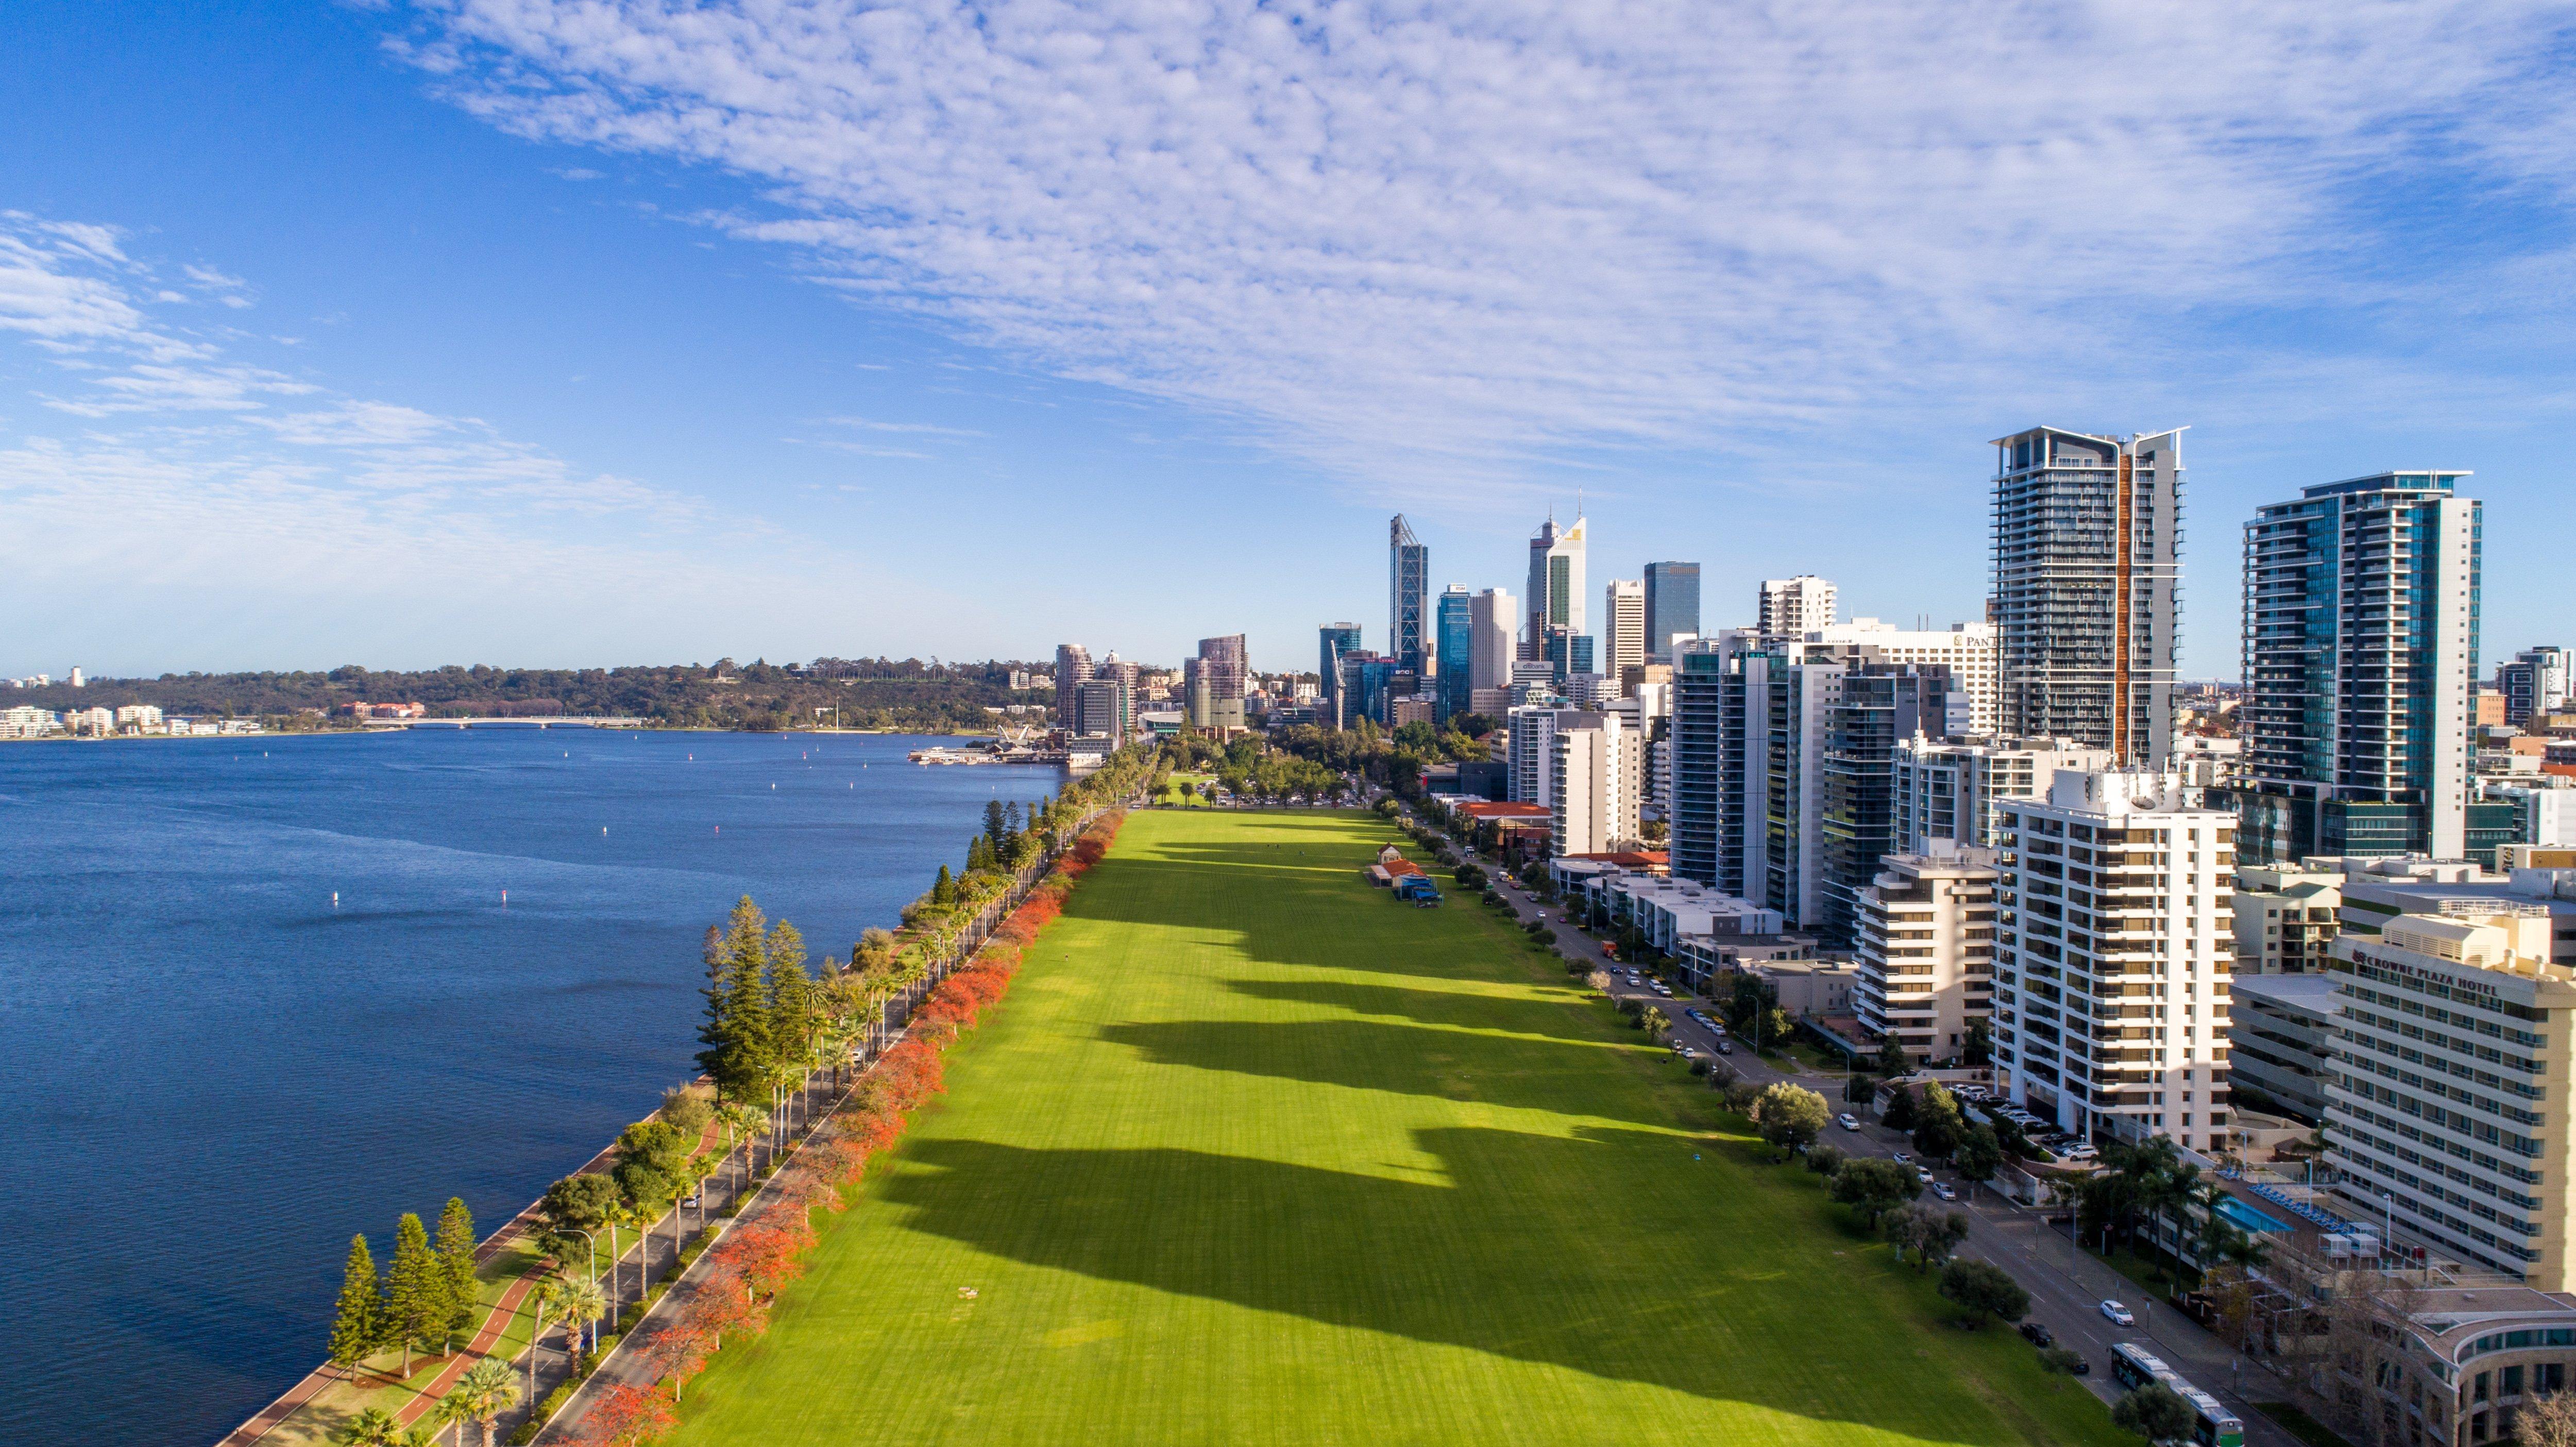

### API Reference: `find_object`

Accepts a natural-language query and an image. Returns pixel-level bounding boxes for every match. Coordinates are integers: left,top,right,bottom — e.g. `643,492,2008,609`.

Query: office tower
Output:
1467,587,1516,699
1991,771,2236,1151
2240,471,2482,861
1193,635,1248,701
1319,623,1363,719
1054,643,1094,727
1644,562,1701,657
1541,625,1594,682
1435,585,1474,720
1337,652,1396,728
1389,515,1429,675
1550,711,1642,857
2498,646,2573,726
1666,632,1841,928
1602,578,1647,679
1524,511,1587,656
1991,427,2183,769
1819,666,1965,945
1793,618,1998,736
1073,676,1133,739
1854,849,1999,1066
1757,576,1838,641
1892,737,2117,855
2324,909,2576,1285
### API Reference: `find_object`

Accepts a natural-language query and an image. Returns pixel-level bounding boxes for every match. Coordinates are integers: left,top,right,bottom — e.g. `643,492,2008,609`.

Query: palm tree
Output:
449,1356,522,1447
337,1407,407,1447
553,1271,607,1359
428,1391,474,1447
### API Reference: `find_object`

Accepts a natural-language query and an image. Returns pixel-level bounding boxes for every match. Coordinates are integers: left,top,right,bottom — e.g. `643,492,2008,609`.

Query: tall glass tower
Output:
1643,561,1700,656
2239,472,2485,861
1318,623,1363,719
1524,512,1587,659
1434,586,1473,721
1389,515,1429,676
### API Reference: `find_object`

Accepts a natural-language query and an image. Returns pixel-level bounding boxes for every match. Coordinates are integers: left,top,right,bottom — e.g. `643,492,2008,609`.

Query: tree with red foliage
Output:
635,1322,714,1402
585,1383,679,1445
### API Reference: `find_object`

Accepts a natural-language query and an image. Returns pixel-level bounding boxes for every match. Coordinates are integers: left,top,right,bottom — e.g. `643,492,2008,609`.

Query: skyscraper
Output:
2239,471,2483,861
1318,623,1362,720
1194,634,1249,701
2499,646,2573,726
1389,515,1429,676
1756,576,1837,641
1435,586,1473,721
1054,643,1093,728
1603,578,1646,678
1818,665,1964,946
1524,511,1587,658
1467,588,1516,697
1991,426,2184,769
1644,561,1701,657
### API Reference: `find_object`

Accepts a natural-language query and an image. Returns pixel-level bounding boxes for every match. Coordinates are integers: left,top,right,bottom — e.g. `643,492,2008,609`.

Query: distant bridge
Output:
379,717,649,729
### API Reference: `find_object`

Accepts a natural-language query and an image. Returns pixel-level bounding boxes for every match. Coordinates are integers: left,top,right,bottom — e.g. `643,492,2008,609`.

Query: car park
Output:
1838,1113,1860,1131
2019,1321,2054,1348
2099,1300,2134,1326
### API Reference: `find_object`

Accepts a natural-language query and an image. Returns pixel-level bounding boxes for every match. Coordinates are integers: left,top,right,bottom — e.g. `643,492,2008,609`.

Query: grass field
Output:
661,809,2120,1445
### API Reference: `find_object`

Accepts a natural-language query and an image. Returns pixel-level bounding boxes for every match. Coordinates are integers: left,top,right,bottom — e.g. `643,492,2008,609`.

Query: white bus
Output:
2109,1342,2244,1447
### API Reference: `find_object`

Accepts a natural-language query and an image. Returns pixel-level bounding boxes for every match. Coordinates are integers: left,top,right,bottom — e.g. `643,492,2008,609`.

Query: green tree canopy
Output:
537,1172,621,1268
2111,1383,2196,1444
327,1233,382,1372
383,1212,445,1369
1755,1083,1831,1160
434,1197,478,1331
1829,1157,1922,1229
696,898,777,1102
612,1120,694,1213
1911,1083,1965,1160
1954,1123,2005,1192
1936,1258,2029,1327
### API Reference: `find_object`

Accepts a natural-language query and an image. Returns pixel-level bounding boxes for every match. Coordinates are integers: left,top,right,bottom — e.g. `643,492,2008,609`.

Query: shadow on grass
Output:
1226,975,1602,1035
1097,1016,1667,1124
878,1126,2056,1442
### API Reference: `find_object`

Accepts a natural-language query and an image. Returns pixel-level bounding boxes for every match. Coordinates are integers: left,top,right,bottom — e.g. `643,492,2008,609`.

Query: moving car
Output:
1715,1041,1732,1056
2099,1300,2134,1326
1838,1113,1861,1131
1892,1152,1912,1165
1933,1182,1957,1201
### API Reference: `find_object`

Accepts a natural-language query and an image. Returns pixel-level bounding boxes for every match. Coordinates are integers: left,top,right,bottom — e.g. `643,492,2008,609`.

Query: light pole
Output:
561,1229,601,1353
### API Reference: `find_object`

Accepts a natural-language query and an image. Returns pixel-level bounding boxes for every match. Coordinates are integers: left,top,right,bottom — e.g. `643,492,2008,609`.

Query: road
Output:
1431,830,2306,1447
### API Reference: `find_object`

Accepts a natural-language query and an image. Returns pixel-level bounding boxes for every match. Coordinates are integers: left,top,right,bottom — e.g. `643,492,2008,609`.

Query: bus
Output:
2109,1342,2245,1447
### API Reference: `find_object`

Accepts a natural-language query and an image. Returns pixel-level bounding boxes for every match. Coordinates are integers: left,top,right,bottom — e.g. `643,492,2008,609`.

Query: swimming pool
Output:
2212,1196,2293,1234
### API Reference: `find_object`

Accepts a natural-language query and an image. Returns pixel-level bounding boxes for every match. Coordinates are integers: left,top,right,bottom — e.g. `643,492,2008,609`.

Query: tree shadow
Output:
876,1127,2046,1444
1225,975,1600,1037
1096,1016,1665,1124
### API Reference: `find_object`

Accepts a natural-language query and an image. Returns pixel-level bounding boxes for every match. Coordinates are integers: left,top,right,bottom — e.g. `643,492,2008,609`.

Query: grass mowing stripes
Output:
659,809,2121,1445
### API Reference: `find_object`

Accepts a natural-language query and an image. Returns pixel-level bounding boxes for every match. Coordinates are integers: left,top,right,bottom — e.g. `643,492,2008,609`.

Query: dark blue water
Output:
0,728,1064,1446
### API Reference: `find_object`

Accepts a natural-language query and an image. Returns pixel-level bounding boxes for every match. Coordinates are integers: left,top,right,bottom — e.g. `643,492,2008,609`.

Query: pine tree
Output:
434,1197,478,1332
981,798,1009,850
384,1212,441,1372
696,898,773,1103
966,834,995,874
768,922,815,1078
327,1233,381,1373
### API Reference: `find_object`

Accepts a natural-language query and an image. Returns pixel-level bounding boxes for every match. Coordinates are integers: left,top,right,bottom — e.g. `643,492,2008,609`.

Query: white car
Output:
1838,1113,1861,1132
2099,1300,2134,1327
1933,1183,1957,1201
1917,1168,1935,1185
1892,1151,1912,1166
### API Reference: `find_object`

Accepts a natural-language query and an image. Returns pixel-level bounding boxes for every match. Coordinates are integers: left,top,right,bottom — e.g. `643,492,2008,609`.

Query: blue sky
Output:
4,1,2573,680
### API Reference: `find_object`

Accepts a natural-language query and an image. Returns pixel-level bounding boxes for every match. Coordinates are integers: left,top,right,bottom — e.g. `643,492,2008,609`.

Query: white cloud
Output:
403,0,2576,494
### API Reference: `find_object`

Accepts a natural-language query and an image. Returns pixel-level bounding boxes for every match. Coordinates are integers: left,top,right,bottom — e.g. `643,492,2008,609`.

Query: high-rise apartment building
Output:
1757,575,1837,641
1665,632,1840,930
1991,770,2236,1151
2325,909,2574,1286
1792,618,1997,736
1603,578,1647,678
1893,737,2117,855
1434,586,1473,721
1508,705,1572,808
1644,562,1701,657
1389,515,1429,676
1194,635,1248,701
1550,711,1642,857
2499,647,2573,727
1054,643,1094,727
1525,512,1587,657
1467,588,1516,699
1670,640,1731,888
1991,427,2184,769
1820,666,1966,945
1855,849,2000,1066
2240,471,2482,862
1319,623,1363,719
1073,676,1133,739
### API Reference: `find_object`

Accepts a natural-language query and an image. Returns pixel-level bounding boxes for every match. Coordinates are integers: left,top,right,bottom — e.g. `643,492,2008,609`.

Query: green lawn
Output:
662,809,2118,1445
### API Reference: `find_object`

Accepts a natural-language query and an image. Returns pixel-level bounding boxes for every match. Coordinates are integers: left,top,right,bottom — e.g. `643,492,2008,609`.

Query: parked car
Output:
2019,1321,2055,1348
1892,1152,1912,1165
1838,1113,1861,1132
2099,1300,2134,1327
1933,1182,1957,1201
1715,1041,1732,1056
1917,1168,1935,1185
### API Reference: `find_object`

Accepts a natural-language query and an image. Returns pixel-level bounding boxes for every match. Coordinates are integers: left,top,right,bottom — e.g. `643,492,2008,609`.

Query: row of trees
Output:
328,1199,481,1377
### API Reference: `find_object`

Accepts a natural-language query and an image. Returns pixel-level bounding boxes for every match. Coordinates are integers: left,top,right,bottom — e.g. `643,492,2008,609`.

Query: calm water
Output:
0,728,1064,1446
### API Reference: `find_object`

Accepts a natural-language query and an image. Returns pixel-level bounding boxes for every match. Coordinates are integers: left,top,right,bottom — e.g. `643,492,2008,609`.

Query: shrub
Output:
1804,1143,1844,1176
1936,1258,2029,1327
2038,1346,2087,1374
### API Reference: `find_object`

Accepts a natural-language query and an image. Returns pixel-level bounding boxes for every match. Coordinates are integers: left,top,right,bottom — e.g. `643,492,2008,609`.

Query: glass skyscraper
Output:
1318,623,1363,719
1389,515,1429,675
1435,585,1473,720
1643,561,1701,657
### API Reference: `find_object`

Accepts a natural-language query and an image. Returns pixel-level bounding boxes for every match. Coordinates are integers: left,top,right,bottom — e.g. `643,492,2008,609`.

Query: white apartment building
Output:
2483,779,2576,850
1468,587,1518,694
1793,618,1999,737
65,706,114,736
1550,711,1641,857
1855,847,1999,1065
1508,705,1568,808
1894,736,2117,855
1603,578,1647,678
2232,863,2344,974
0,705,59,740
1757,575,1837,640
114,704,163,729
2326,909,2576,1287
1992,770,2237,1152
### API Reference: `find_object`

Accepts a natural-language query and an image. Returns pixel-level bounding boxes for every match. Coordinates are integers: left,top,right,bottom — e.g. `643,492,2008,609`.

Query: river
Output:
0,728,1066,1446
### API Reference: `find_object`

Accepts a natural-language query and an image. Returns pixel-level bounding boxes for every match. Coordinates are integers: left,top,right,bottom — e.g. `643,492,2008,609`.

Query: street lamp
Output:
561,1228,602,1352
